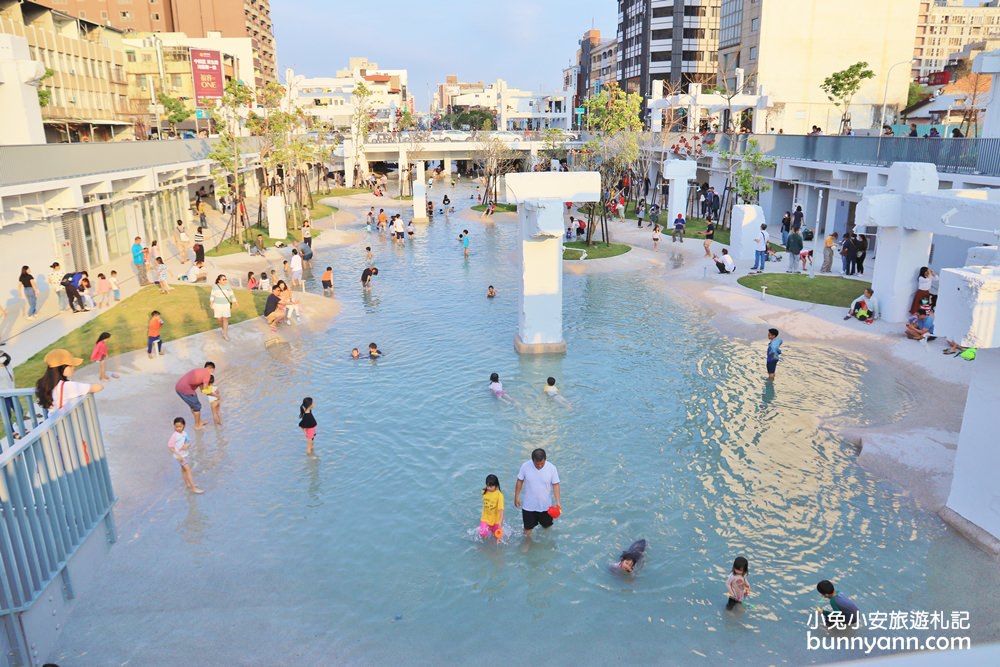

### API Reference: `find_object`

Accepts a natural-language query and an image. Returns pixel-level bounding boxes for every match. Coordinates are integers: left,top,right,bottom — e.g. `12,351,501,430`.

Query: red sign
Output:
926,71,951,86
191,49,223,107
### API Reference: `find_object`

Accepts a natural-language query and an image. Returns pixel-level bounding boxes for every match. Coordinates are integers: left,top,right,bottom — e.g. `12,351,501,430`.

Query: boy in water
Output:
351,348,361,359
816,580,860,627
321,267,333,296
544,377,572,409
611,539,647,574
368,342,382,359
167,417,204,494
766,328,782,382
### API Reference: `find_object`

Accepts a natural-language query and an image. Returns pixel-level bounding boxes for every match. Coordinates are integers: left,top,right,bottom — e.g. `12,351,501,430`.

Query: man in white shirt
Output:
751,223,770,274
514,448,561,537
289,249,303,288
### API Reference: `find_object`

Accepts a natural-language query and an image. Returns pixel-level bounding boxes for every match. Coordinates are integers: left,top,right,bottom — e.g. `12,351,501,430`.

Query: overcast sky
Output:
272,0,618,110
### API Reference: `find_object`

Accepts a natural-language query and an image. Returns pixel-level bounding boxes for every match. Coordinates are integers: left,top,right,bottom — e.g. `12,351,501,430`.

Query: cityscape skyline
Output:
271,0,618,111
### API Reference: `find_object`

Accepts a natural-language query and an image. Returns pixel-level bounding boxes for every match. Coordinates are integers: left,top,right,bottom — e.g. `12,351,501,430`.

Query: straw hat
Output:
44,349,83,368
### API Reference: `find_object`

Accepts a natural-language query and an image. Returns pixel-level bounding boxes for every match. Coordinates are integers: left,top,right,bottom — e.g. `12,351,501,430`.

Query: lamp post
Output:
877,59,916,161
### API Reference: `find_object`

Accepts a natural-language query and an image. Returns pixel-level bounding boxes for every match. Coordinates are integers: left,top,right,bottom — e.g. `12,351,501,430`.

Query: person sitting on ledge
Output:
185,261,208,283
844,288,879,322
249,234,266,256
904,309,935,341
713,249,735,274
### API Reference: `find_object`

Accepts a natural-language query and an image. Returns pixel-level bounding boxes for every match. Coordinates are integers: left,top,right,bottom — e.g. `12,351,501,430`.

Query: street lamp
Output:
877,58,917,161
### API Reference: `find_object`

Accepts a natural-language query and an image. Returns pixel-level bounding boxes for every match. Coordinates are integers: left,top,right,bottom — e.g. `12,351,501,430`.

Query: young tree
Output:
950,73,990,136
578,83,643,244
398,108,415,130
539,128,567,169
157,93,193,132
731,139,775,205
208,79,254,243
350,82,374,186
474,136,518,205
820,61,875,134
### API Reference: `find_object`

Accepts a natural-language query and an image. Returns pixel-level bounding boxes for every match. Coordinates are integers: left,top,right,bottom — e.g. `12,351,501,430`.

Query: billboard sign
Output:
191,49,224,107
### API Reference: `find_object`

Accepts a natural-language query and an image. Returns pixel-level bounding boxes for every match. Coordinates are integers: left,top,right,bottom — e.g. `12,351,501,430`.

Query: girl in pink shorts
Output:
298,396,317,456
479,474,505,542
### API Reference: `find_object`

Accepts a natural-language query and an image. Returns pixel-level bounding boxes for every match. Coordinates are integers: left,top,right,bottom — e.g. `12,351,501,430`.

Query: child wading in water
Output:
544,376,572,409
489,372,518,406
726,556,751,610
203,374,222,425
299,397,317,456
167,417,204,494
766,328,782,382
611,539,647,574
90,332,112,381
478,474,505,543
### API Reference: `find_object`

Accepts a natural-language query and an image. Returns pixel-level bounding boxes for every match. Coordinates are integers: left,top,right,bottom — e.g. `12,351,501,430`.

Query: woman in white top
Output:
176,219,190,263
34,348,102,415
210,274,237,341
911,266,935,314
301,219,312,247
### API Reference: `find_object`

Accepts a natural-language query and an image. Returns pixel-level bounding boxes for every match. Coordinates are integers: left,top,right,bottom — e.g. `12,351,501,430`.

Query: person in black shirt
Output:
699,218,715,257
298,397,317,456
263,285,283,330
361,266,378,287
61,272,87,312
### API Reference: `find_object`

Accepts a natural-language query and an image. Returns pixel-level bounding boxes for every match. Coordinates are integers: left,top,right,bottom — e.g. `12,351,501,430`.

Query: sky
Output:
271,0,619,111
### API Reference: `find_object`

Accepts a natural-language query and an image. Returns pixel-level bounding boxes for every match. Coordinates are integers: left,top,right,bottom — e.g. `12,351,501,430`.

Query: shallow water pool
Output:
51,209,1000,665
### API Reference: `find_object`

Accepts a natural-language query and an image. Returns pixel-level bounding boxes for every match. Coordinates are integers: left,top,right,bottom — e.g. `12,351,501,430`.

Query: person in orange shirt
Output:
377,208,388,232
321,266,333,296
147,310,165,358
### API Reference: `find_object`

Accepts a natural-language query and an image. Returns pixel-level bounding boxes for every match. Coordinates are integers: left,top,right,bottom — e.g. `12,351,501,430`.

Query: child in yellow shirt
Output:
478,474,504,542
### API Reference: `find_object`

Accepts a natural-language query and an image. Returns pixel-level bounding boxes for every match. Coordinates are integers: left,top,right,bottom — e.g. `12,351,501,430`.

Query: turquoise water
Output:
52,211,1000,665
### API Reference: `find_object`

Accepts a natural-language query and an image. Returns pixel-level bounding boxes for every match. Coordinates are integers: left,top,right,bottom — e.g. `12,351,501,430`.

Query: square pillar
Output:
398,149,408,197
515,200,566,353
412,159,428,222
870,227,932,322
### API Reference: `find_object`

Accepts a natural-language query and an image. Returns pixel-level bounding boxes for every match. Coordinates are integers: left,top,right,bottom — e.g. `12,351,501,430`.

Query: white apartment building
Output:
718,0,919,134
289,58,410,131
450,79,572,131
914,0,1000,81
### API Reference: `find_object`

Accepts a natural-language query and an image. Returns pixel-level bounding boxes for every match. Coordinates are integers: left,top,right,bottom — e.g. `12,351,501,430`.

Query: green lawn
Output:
737,273,871,308
14,285,268,386
562,241,632,260
206,228,321,256
322,187,369,197
471,203,518,213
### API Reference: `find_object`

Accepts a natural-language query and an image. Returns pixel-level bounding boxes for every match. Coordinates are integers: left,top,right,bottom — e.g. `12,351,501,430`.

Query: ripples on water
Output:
53,210,1000,666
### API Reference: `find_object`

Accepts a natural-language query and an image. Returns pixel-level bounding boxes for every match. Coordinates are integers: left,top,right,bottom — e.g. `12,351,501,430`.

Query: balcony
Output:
707,133,1000,178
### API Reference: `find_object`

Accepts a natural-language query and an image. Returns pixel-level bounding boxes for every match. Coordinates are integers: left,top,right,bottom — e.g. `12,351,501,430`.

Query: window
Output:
100,10,108,19
651,29,672,40
120,11,131,20
126,51,136,62
684,6,707,17
749,46,758,61
651,51,672,62
683,28,706,39
152,12,160,20
682,51,705,62
751,18,759,32
652,7,673,18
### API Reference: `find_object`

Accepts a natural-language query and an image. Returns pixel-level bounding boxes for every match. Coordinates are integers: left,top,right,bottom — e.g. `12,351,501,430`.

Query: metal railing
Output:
705,133,1000,177
1,390,116,615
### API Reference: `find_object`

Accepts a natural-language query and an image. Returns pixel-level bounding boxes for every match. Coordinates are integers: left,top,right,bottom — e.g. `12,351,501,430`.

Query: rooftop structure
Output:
914,0,1000,81
288,58,410,131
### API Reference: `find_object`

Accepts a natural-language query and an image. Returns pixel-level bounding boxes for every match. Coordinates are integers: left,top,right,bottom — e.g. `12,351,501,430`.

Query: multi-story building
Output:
432,75,485,115
289,58,410,132
617,0,721,102
589,36,619,97
914,0,1000,81
717,0,919,134
32,0,276,85
122,32,250,138
0,0,131,143
451,80,572,131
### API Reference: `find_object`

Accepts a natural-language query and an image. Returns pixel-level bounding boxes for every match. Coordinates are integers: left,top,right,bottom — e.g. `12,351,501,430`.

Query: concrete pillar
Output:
398,149,408,197
443,158,453,175
412,159,427,222
0,34,46,145
730,205,766,265
871,227,933,322
266,195,288,240
527,146,539,172
343,139,356,187
661,159,698,226
505,172,601,354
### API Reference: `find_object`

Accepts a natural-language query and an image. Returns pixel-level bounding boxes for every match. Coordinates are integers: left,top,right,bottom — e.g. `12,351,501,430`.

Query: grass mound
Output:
736,273,871,308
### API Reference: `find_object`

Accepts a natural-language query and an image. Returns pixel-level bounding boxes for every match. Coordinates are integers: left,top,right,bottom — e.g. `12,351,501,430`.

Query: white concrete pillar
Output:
266,195,288,240
650,109,663,133
870,227,933,322
0,34,46,145
343,139,356,187
398,149,408,197
661,159,698,226
443,157,453,175
505,172,601,354
527,146,539,172
730,205,766,265
412,159,427,222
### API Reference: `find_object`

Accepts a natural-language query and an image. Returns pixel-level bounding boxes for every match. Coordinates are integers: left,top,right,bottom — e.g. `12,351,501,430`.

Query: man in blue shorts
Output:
514,448,561,538
175,361,215,430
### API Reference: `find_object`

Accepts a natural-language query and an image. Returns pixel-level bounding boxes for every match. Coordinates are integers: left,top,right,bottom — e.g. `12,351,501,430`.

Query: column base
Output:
513,335,566,355
939,506,1000,557
412,216,429,223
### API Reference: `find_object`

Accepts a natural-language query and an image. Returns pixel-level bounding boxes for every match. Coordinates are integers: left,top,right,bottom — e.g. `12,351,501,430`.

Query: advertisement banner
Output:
191,49,223,107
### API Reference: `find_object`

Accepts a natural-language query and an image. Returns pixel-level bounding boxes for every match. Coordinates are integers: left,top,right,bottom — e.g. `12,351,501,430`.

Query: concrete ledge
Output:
939,506,1000,558
513,335,566,355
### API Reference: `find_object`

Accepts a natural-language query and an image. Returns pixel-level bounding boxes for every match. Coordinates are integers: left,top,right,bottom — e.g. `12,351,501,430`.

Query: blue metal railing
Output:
704,133,1000,177
1,390,116,615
